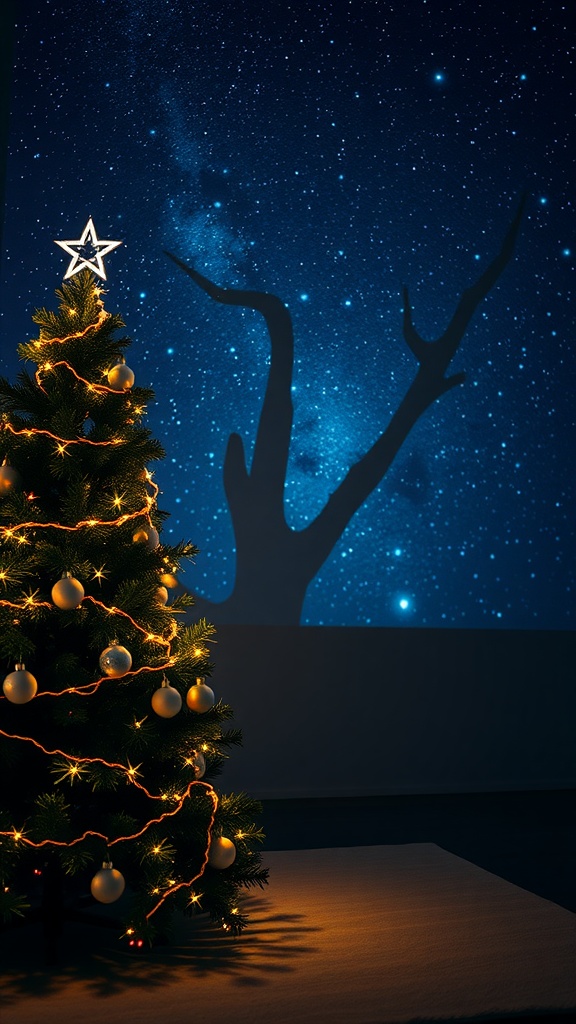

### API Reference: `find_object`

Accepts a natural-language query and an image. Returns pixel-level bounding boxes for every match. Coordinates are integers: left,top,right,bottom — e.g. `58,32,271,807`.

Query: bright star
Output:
54,217,122,280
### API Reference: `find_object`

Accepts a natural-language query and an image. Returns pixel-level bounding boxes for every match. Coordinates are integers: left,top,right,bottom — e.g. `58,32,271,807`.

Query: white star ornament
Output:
54,217,122,280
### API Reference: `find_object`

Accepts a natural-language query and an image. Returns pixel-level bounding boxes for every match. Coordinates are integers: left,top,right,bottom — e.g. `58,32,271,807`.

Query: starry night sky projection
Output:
0,0,574,628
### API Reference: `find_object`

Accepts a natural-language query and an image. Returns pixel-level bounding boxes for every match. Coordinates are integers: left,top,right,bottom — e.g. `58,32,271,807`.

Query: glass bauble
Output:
107,361,135,391
160,572,178,589
151,682,182,718
0,463,22,496
155,585,169,605
208,836,236,870
99,644,132,677
2,664,37,704
90,861,126,903
132,525,160,549
186,679,215,714
52,573,85,609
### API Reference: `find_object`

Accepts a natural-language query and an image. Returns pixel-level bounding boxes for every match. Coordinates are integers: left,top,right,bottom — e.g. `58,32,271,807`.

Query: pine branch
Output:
0,888,30,922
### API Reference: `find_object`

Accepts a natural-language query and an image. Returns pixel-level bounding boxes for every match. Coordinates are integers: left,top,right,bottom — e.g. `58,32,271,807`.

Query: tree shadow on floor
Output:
0,894,321,1004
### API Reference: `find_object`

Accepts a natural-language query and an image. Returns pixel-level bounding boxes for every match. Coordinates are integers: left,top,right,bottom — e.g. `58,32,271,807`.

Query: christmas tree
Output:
0,226,267,954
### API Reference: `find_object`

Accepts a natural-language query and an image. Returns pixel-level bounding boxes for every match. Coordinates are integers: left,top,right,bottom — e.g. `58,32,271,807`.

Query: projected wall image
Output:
0,2,573,628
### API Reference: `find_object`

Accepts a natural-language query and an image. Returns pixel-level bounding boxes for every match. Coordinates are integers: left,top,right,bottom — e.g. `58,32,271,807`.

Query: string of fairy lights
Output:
0,224,242,933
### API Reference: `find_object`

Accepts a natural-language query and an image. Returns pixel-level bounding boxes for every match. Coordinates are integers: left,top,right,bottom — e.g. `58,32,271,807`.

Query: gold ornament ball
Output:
2,664,37,704
107,361,135,391
99,644,133,677
160,572,178,589
151,682,182,718
133,525,160,549
155,585,169,605
208,836,236,870
52,574,85,610
0,463,22,495
90,862,126,904
186,679,215,714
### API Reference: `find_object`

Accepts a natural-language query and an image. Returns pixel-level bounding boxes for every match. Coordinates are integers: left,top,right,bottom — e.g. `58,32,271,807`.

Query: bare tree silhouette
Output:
166,196,525,625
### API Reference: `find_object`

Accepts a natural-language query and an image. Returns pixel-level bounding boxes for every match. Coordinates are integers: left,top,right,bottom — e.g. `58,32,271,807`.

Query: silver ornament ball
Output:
99,644,133,677
3,664,38,704
0,463,22,496
90,861,126,903
52,573,85,610
160,572,178,589
208,836,236,870
186,679,215,714
151,681,182,718
107,361,135,391
133,525,160,549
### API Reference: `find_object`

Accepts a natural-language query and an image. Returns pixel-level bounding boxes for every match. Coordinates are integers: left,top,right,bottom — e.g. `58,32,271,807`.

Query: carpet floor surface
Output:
1,843,575,1024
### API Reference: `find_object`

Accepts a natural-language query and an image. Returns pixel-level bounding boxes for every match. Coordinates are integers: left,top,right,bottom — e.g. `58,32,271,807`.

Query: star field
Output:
0,0,574,627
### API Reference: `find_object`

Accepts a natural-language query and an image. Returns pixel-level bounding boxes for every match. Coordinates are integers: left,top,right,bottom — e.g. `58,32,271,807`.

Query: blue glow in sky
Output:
0,0,574,628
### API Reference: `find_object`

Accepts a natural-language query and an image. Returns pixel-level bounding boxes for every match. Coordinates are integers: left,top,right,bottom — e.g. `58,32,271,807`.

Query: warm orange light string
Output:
35,359,132,397
0,725,218,922
0,588,177,704
0,596,52,611
0,728,219,923
144,785,219,922
3,421,126,448
0,480,158,538
0,729,213,806
0,595,175,643
21,659,175,699
32,308,109,351
83,595,177,650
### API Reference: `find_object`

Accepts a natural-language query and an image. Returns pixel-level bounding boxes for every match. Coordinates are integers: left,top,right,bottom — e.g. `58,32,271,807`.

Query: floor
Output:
2,790,574,1023
260,789,576,914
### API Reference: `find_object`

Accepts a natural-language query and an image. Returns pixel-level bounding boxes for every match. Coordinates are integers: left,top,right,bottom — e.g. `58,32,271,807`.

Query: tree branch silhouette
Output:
165,195,525,625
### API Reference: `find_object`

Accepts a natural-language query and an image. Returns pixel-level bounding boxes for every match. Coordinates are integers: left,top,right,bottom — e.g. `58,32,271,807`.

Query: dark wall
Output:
212,625,576,798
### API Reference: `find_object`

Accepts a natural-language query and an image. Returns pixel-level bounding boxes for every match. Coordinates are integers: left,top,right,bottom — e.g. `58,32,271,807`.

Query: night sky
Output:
0,0,573,628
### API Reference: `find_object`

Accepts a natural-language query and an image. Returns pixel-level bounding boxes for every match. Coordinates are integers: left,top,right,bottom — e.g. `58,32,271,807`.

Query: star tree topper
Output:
54,217,122,280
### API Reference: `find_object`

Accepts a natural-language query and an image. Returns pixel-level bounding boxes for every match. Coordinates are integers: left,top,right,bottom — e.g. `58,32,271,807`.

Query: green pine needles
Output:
0,270,267,947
